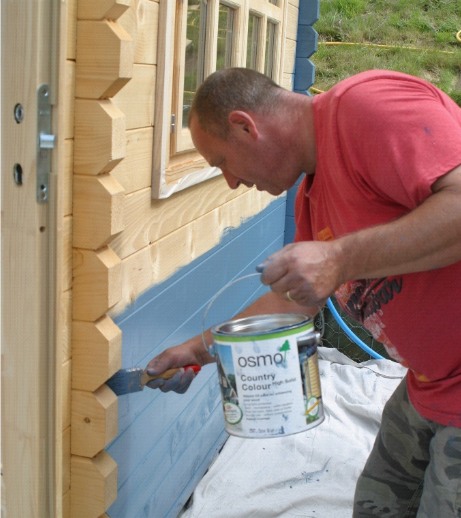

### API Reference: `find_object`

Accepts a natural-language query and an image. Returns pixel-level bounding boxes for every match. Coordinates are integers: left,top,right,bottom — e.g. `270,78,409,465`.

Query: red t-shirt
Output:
295,70,461,426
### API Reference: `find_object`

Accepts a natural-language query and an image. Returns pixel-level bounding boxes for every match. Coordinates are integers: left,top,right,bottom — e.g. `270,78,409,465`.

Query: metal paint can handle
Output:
201,272,262,355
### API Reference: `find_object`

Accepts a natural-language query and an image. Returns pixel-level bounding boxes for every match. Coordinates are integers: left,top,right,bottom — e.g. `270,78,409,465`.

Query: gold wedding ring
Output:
286,290,295,302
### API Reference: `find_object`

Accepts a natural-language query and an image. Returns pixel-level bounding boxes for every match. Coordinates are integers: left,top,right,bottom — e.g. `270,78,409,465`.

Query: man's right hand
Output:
145,337,215,394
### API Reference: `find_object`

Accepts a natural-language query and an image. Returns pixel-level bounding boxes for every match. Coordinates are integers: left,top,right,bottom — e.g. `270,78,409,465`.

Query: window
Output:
171,0,244,156
153,0,287,198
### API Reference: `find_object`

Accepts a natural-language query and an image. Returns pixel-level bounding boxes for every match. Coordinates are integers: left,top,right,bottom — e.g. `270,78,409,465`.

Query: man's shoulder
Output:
331,69,426,97
315,69,437,119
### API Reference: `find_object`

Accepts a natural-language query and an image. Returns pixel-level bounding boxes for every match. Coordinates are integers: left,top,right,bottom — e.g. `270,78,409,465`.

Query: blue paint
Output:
107,198,286,517
298,0,320,25
296,26,319,59
294,58,316,92
293,0,319,94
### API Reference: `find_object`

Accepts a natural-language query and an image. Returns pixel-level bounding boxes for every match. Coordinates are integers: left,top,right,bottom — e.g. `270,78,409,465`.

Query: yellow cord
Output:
309,87,325,94
319,41,455,54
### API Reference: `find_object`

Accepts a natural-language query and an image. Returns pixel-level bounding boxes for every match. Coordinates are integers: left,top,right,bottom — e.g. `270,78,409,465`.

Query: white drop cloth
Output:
181,347,407,518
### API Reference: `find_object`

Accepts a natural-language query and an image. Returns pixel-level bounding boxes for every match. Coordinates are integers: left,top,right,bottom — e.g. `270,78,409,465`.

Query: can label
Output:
213,320,323,438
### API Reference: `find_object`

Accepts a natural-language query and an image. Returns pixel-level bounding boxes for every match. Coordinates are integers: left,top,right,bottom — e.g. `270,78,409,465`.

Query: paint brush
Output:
107,364,201,396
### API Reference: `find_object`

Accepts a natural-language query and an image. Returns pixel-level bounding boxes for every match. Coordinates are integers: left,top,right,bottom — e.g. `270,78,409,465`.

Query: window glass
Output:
216,4,234,70
264,21,277,78
216,4,235,70
246,13,260,70
182,0,207,128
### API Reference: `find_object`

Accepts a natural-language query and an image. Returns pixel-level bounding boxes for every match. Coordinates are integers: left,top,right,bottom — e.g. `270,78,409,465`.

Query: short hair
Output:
188,68,282,138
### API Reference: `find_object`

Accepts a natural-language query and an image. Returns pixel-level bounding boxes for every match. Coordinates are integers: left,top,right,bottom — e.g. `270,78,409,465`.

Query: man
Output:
146,68,461,516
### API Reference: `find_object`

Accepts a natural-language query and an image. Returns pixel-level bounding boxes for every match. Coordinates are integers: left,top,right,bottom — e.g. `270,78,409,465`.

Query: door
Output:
1,0,61,515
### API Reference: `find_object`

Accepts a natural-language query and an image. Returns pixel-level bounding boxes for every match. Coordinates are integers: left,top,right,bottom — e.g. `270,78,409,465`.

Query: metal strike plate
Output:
37,84,55,203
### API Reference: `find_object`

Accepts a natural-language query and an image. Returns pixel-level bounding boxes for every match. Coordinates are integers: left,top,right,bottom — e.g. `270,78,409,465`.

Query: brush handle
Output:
141,364,201,385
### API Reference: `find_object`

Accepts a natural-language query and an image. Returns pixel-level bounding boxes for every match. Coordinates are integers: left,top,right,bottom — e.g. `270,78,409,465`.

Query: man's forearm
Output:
260,165,461,308
338,166,461,282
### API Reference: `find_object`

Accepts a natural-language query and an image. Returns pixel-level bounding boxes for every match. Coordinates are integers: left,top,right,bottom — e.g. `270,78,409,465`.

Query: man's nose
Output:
222,169,241,190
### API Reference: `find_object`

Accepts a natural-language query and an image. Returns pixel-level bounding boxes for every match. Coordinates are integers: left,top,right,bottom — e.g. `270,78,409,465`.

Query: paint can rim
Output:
212,313,312,338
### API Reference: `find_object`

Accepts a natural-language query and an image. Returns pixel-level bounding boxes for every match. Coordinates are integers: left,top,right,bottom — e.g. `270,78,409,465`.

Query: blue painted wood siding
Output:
107,199,286,517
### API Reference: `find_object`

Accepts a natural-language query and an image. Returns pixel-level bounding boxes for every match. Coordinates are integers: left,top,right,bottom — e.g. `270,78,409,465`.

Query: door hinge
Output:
37,84,56,203
171,113,176,134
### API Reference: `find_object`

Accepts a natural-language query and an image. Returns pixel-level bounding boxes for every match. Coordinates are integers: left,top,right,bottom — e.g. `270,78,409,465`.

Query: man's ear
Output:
228,110,258,139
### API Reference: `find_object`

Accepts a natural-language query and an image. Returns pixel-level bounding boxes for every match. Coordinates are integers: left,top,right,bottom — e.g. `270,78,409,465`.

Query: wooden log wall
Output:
70,1,130,515
60,0,309,516
63,0,297,518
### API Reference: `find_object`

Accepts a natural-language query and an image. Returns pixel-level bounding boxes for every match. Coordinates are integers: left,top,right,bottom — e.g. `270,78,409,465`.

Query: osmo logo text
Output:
237,353,284,368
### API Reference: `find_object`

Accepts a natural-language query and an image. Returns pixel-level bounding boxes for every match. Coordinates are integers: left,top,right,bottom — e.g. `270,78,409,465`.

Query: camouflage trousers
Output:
353,377,461,517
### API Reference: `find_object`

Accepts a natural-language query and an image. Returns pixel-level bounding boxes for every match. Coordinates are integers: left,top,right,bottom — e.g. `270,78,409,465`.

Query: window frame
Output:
152,0,286,199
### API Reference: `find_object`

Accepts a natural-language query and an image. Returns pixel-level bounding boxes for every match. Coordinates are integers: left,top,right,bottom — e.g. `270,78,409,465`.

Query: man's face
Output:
189,113,288,196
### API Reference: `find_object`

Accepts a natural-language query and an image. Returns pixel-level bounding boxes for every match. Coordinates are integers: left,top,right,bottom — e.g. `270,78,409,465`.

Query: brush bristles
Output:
106,367,144,395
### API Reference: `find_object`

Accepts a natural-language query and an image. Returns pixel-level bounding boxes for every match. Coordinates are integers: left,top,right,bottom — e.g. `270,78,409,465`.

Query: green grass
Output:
311,0,461,104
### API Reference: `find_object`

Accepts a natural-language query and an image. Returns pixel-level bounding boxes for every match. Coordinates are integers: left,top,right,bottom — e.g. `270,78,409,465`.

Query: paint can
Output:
211,313,324,438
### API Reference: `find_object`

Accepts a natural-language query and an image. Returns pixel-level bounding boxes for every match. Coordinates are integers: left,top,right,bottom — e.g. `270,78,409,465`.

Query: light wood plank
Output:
286,2,299,40
74,99,126,176
78,0,131,21
119,0,159,65
282,71,294,91
111,127,153,193
76,19,133,99
111,177,276,260
190,208,221,259
112,63,156,130
72,316,122,391
284,37,296,74
70,451,117,518
73,247,122,321
73,174,125,250
111,177,240,259
71,386,118,458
